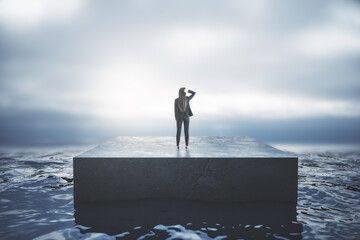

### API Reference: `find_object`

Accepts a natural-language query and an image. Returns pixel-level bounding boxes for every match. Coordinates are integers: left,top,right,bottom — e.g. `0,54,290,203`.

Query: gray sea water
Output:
0,144,359,240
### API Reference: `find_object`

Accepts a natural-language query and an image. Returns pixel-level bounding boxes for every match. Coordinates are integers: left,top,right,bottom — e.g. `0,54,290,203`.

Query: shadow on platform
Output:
74,200,303,239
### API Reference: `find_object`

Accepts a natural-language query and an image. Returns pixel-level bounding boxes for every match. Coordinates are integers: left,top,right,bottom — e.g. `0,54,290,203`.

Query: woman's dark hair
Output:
178,87,187,112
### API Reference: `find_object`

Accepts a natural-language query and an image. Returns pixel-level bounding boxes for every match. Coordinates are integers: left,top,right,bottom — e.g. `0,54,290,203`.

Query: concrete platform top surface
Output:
76,136,296,158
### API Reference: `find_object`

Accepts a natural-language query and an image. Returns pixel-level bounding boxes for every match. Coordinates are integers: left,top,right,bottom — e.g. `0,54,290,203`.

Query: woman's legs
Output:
176,118,190,147
184,118,190,146
176,119,182,147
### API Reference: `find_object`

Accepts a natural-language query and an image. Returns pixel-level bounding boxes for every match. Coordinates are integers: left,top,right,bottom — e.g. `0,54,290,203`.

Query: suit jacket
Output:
175,90,196,120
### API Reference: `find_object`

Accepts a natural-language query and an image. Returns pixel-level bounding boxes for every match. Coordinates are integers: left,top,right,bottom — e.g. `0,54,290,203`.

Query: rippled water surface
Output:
0,145,359,239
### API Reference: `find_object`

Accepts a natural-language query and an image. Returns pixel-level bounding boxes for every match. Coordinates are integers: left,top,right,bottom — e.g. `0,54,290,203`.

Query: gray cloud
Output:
0,0,360,145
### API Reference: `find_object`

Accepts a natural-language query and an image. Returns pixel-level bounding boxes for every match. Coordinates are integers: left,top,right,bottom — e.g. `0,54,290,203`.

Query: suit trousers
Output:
176,118,190,146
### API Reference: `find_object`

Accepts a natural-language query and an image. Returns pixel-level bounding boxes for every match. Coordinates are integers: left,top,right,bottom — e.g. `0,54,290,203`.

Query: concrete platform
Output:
73,137,298,204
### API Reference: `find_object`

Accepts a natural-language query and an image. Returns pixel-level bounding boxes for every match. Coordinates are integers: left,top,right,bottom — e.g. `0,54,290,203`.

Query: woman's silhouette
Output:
175,87,196,150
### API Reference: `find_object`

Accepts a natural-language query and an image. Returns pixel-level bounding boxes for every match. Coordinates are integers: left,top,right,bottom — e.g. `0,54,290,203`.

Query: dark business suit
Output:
175,90,196,147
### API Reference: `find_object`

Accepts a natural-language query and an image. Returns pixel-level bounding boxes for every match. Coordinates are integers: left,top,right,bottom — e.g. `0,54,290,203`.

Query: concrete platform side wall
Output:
74,157,298,203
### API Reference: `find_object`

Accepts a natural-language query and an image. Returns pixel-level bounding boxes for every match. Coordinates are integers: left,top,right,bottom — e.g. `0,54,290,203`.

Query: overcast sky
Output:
1,0,360,145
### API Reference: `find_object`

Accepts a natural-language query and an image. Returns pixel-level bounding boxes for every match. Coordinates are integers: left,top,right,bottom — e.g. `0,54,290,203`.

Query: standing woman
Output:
175,87,196,150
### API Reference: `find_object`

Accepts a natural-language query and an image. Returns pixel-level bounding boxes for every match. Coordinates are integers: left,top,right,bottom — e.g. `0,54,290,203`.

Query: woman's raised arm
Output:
187,89,196,101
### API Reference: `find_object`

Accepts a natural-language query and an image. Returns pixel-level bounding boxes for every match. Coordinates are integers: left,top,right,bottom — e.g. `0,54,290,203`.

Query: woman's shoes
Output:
177,145,189,150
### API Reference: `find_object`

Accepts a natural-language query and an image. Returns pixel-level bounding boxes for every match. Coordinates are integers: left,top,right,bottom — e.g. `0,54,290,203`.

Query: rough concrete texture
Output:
74,137,298,204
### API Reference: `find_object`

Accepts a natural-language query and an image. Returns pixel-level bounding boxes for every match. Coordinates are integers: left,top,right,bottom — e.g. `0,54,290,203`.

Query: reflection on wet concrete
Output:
74,200,303,239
